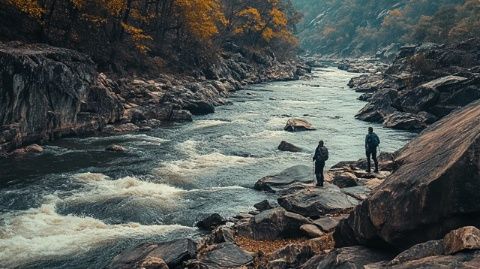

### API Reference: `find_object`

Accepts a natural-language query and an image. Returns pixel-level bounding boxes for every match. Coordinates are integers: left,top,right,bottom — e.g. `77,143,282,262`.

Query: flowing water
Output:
0,67,416,269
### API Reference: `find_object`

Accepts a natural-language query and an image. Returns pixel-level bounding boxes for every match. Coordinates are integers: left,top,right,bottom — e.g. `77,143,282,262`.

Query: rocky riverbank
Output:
0,41,311,155
350,38,480,131
108,99,479,268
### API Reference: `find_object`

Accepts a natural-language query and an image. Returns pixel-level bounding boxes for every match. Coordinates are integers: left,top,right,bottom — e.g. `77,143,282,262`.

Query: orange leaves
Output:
7,0,44,19
175,0,226,41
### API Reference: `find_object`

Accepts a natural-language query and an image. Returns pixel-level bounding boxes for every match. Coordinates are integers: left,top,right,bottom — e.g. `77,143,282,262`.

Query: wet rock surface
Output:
254,165,314,193
301,246,392,269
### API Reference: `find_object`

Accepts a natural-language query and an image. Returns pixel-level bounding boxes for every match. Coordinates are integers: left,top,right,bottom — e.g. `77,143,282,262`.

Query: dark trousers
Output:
315,161,325,186
366,148,378,172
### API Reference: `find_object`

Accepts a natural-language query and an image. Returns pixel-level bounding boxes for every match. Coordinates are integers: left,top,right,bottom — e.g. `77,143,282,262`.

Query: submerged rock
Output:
284,118,316,132
334,101,480,250
196,213,226,231
278,141,303,152
106,144,127,152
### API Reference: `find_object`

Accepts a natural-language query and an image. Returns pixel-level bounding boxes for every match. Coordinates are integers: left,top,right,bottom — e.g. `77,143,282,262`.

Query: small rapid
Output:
0,67,416,268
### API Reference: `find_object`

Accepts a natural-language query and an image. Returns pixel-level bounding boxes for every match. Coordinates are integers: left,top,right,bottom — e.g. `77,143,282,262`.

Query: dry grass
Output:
235,236,309,254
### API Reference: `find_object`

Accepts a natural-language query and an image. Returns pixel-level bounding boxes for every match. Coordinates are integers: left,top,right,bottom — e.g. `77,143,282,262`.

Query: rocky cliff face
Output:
352,39,480,131
0,42,123,153
334,100,480,250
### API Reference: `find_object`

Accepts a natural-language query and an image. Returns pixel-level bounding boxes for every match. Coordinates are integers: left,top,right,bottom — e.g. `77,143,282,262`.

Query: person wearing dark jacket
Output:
365,127,380,173
313,140,329,187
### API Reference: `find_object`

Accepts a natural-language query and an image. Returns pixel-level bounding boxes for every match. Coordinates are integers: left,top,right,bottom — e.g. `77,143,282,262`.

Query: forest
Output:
294,0,480,56
1,0,300,73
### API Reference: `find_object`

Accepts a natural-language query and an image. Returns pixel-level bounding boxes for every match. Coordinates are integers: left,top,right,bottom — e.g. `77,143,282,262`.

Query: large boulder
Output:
196,213,226,231
246,207,312,240
195,242,253,269
383,111,435,131
254,165,314,193
278,184,359,218
355,89,398,122
109,239,197,269
334,101,480,250
386,251,480,269
301,246,391,269
284,118,316,132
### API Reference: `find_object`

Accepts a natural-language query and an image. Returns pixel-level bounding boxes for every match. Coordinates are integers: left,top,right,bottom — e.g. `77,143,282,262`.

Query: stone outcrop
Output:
278,141,303,152
352,39,480,130
334,100,480,250
0,42,124,153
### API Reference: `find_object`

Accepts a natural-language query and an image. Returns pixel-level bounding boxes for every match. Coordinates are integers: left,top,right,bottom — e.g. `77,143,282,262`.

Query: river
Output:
0,67,415,269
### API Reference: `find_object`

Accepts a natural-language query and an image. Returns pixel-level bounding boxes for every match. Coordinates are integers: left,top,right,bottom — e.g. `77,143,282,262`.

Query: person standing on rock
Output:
313,140,329,187
365,127,380,173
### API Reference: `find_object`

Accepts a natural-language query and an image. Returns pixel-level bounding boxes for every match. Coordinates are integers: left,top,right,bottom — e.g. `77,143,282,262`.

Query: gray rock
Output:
197,213,226,231
313,216,346,233
390,240,445,265
301,246,391,269
300,224,324,238
254,200,274,211
199,242,253,269
277,184,359,218
109,238,196,269
254,165,314,193
249,207,311,240
106,144,127,152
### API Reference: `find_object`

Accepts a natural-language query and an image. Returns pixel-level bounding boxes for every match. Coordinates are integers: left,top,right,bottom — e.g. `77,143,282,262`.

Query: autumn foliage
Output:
2,0,300,73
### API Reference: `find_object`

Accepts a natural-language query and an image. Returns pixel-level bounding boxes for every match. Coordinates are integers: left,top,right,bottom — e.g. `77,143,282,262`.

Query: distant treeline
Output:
1,0,300,73
293,0,480,56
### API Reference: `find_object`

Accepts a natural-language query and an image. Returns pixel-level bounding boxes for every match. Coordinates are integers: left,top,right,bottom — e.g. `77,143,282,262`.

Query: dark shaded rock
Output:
443,226,480,255
399,86,439,113
334,101,480,250
284,118,316,132
184,101,215,115
254,165,314,193
278,141,303,152
390,240,444,265
313,216,347,233
254,200,274,211
278,184,359,218
199,242,253,269
331,171,358,188
197,213,226,231
387,251,480,269
383,112,429,131
249,207,311,240
301,246,392,269
355,89,398,122
266,241,323,269
109,239,196,269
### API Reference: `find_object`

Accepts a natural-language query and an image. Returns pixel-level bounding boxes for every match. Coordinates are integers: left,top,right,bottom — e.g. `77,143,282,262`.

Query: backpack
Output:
366,133,380,149
315,147,329,161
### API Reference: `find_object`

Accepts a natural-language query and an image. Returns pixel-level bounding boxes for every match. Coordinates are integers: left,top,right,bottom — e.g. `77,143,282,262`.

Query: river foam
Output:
0,195,192,268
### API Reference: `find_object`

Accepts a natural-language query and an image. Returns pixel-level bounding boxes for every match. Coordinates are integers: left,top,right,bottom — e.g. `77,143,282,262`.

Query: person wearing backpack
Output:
313,140,329,187
365,127,380,173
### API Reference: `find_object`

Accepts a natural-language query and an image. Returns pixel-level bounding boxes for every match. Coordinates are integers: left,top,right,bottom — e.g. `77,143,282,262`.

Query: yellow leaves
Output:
270,8,287,27
121,23,152,54
175,0,226,41
101,0,126,17
8,0,44,19
389,9,403,17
